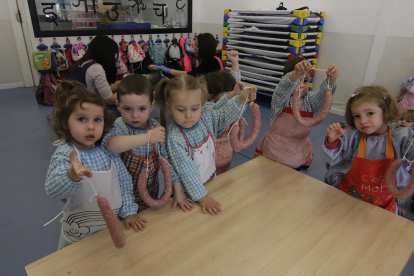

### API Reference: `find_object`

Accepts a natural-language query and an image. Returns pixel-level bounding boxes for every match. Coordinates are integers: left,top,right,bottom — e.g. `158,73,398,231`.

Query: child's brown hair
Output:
283,57,306,75
117,74,153,104
345,85,399,128
205,70,236,97
48,80,115,143
400,110,414,122
154,75,208,110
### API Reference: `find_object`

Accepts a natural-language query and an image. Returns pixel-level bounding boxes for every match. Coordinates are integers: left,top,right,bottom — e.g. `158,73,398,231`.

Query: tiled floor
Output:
1,87,413,275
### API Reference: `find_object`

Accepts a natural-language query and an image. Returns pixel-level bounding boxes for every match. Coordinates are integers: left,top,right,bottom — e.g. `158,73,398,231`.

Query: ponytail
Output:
154,78,170,110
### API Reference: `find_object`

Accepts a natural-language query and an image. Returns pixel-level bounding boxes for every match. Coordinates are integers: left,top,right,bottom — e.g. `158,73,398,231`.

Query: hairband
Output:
350,92,387,100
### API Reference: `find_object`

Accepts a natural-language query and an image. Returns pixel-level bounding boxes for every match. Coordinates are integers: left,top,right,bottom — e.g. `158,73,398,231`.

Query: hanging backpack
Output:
32,51,56,74
166,44,183,61
179,36,186,54
127,43,145,64
149,43,165,65
71,42,87,61
184,37,196,56
53,49,70,71
116,50,128,76
35,72,57,106
181,55,194,72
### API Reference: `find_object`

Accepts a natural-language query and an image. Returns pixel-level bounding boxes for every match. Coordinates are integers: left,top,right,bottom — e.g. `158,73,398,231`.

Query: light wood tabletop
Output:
25,156,414,276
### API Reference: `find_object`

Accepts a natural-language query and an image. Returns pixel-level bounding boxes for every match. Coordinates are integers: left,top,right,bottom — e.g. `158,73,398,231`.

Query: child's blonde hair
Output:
345,85,399,128
154,75,208,110
400,110,414,122
48,80,115,143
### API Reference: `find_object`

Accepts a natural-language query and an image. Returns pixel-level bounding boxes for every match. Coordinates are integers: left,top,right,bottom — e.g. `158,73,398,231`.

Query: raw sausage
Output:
138,157,173,207
97,195,126,249
292,87,333,127
385,159,414,199
230,102,261,152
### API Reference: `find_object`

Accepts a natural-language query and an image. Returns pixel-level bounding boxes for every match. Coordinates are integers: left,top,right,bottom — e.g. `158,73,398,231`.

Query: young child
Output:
322,85,414,214
45,81,145,249
205,70,245,174
254,58,340,170
394,110,414,216
397,110,414,129
155,75,256,215
396,74,414,110
101,74,172,213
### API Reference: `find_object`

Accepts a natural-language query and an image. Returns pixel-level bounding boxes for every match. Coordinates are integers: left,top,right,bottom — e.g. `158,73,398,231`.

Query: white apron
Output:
178,119,216,184
58,148,122,249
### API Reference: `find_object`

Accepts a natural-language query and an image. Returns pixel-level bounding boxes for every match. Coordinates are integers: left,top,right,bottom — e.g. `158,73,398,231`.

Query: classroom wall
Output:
192,0,414,114
17,0,414,113
0,0,24,90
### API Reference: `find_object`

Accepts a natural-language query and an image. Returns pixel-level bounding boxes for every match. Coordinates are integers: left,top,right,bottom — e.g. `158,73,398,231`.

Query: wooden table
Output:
26,156,414,275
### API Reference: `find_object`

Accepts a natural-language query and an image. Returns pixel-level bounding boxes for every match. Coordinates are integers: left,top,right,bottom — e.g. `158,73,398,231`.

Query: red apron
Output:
254,99,313,169
121,122,159,212
337,126,396,213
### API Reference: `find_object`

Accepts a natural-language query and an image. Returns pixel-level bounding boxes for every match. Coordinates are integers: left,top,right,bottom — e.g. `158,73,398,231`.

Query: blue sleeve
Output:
45,146,82,200
306,79,338,113
202,95,243,137
270,72,299,123
166,127,207,201
401,75,414,93
230,69,241,82
110,154,138,218
101,118,127,156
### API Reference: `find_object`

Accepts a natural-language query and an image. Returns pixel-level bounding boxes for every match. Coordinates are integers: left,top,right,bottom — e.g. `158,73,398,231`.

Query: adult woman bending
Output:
149,33,240,80
66,35,119,112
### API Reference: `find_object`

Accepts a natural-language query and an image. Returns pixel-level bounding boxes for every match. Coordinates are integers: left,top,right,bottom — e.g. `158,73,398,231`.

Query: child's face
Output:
351,101,387,135
299,71,311,98
168,90,202,129
118,94,154,129
68,102,104,150
397,118,414,128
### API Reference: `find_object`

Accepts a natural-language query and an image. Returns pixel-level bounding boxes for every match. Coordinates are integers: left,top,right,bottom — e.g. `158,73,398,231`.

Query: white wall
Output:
192,0,414,113
0,0,24,90
17,0,414,111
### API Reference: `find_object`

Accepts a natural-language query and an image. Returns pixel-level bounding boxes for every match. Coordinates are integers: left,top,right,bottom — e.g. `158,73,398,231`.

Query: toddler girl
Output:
101,74,176,213
254,58,340,170
45,81,145,249
155,75,256,215
396,74,414,110
397,110,414,129
322,85,414,214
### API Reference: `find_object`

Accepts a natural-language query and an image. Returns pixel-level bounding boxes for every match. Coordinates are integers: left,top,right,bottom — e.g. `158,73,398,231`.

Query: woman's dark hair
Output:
48,80,115,144
205,70,236,96
68,35,118,84
196,33,217,61
117,74,154,104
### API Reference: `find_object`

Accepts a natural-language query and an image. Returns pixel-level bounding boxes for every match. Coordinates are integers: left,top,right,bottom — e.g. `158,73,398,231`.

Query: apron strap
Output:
357,125,394,159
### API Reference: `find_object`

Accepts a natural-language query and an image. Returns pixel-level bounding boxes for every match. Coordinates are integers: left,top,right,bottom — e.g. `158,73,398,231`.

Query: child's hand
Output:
124,214,148,232
233,81,245,95
172,190,194,212
227,50,239,63
198,196,222,216
295,60,312,75
147,125,165,144
327,123,345,144
238,85,257,104
326,64,340,82
68,149,92,181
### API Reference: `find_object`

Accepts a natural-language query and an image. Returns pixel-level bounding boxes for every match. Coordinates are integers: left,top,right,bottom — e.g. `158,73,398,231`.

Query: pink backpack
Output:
71,43,87,61
127,43,145,63
116,50,128,75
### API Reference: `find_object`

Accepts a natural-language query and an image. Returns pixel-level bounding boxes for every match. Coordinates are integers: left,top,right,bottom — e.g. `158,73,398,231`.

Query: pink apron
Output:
254,99,313,169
